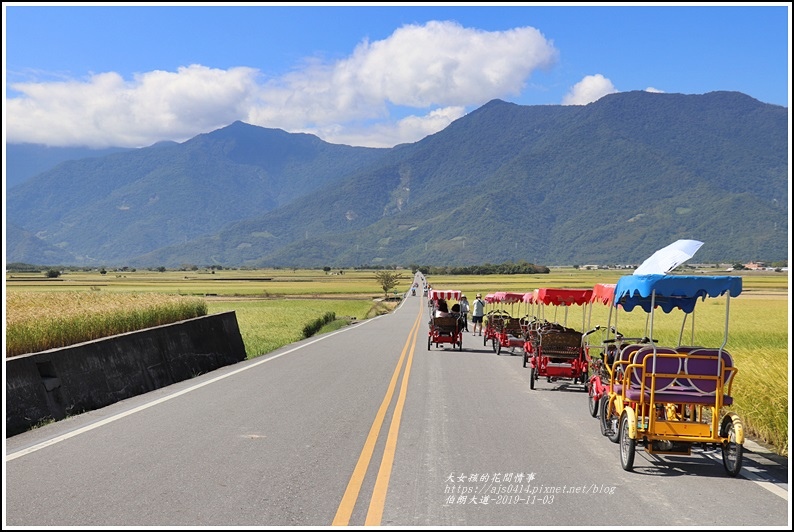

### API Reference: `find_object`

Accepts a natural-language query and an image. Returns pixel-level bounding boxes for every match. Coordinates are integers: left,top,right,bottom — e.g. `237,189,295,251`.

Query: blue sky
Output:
3,3,791,149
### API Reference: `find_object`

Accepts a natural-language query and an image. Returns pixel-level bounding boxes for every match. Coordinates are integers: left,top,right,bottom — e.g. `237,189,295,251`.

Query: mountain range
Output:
5,90,788,268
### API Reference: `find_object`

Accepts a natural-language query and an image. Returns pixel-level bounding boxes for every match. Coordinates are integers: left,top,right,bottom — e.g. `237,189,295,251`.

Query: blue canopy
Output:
614,274,742,314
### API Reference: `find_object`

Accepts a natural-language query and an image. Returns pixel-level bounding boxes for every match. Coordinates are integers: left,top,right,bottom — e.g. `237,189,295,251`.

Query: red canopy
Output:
590,283,616,305
535,287,594,306
485,293,496,303
429,289,461,301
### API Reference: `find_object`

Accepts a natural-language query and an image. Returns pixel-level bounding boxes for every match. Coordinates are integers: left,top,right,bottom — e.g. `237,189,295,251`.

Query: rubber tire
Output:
529,368,536,390
492,338,498,353
619,411,635,472
600,396,620,443
427,336,431,351
721,417,743,477
523,352,528,368
496,341,502,356
598,396,609,436
588,381,599,418
458,337,463,351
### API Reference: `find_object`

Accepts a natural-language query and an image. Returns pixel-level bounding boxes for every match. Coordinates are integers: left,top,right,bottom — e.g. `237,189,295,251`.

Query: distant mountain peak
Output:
5,91,787,268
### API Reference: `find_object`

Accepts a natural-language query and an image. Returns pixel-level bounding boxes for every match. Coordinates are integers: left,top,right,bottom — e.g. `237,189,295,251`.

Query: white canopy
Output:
634,239,703,275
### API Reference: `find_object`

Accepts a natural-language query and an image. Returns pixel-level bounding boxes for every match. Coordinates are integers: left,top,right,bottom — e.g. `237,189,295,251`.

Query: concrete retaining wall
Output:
5,311,246,437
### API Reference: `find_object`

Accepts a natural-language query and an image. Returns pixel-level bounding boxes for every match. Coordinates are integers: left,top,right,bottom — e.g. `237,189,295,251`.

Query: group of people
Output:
432,293,486,335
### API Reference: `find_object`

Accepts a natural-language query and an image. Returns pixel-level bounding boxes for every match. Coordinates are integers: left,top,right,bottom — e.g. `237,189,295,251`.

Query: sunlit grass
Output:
5,268,403,297
206,298,381,358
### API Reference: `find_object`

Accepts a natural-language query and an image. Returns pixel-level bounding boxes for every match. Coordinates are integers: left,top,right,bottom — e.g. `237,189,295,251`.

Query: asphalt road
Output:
4,289,789,527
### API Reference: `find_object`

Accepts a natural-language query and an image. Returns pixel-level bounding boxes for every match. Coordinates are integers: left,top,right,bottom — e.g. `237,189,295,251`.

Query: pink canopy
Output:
493,291,524,303
429,289,461,301
522,292,535,303
535,287,594,306
590,283,616,305
484,293,496,303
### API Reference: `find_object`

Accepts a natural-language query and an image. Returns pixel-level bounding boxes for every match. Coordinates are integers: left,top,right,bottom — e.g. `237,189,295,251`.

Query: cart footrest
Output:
542,351,580,359
646,440,693,455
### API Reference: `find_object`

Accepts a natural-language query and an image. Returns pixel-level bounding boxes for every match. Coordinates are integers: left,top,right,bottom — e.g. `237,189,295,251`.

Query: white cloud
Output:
310,106,468,148
561,74,618,106
347,21,557,108
6,21,558,148
6,66,260,148
645,86,664,93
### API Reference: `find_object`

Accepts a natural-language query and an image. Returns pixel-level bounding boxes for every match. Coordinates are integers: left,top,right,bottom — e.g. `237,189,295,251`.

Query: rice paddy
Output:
4,266,788,454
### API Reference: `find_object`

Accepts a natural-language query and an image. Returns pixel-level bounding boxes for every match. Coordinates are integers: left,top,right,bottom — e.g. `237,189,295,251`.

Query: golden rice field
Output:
5,268,399,358
4,266,789,455
5,291,208,358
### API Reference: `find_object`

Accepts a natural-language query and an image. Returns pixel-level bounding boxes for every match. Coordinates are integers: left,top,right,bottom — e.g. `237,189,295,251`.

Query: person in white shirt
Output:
471,293,486,335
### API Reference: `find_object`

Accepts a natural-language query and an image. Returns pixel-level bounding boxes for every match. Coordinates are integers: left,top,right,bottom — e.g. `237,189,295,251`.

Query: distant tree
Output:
375,271,402,298
45,269,61,278
99,268,107,275
323,266,331,274
157,266,166,272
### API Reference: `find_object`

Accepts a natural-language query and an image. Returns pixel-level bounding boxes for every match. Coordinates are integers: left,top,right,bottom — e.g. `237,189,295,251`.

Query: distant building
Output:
743,261,768,270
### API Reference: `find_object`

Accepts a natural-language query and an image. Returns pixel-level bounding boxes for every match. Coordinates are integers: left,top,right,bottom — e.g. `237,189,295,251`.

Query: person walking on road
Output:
471,293,485,336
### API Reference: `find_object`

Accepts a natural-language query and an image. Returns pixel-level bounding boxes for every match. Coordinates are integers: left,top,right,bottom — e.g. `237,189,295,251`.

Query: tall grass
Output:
6,292,207,357
724,299,789,455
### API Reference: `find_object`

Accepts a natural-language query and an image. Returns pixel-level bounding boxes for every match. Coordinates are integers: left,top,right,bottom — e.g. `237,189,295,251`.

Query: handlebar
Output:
583,325,623,339
604,336,657,344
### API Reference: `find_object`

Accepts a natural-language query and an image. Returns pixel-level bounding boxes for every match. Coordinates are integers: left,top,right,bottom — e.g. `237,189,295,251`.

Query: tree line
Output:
408,261,550,276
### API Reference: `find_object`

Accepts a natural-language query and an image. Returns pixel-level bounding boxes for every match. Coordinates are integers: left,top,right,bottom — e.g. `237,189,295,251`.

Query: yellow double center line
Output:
332,301,424,526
